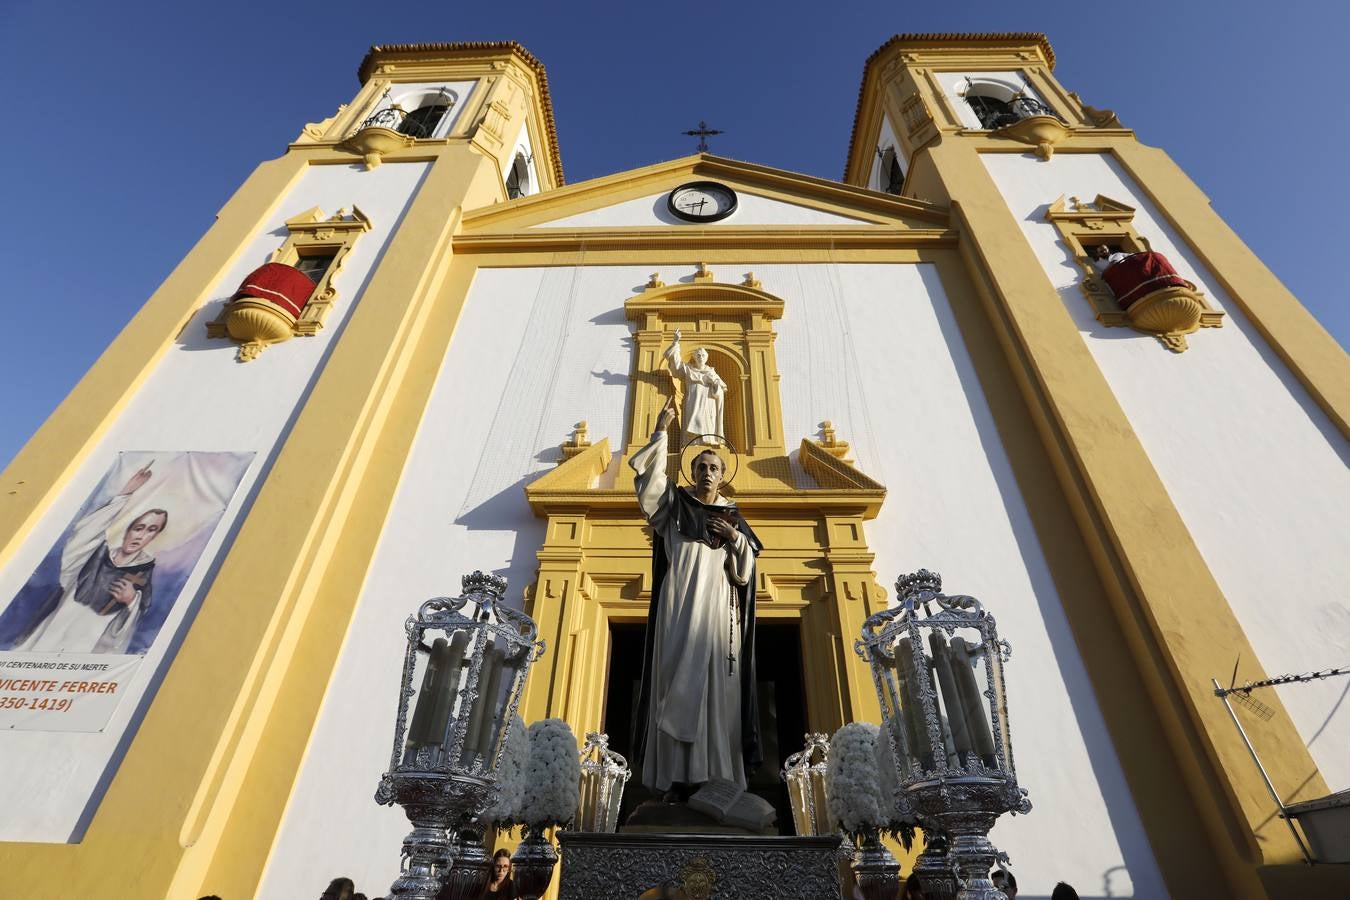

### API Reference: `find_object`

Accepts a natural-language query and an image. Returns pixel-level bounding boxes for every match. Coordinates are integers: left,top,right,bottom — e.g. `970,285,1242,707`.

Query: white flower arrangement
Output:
519,718,582,830
873,725,917,850
826,722,884,840
484,715,528,827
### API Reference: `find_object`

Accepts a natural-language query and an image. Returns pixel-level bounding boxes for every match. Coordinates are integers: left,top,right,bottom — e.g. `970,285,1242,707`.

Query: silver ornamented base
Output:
440,829,491,900
377,772,498,900
511,828,560,900
909,778,1026,900
852,832,901,900
558,831,841,899
911,834,959,900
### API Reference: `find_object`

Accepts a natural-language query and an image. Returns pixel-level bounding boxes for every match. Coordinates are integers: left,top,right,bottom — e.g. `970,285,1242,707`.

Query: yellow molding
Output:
0,154,307,576
1110,142,1350,436
462,153,949,232
935,141,1324,895
454,227,957,255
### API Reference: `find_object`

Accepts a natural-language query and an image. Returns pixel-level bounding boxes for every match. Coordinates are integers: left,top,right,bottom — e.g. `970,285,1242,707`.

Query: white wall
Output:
259,262,1163,898
534,191,870,228
0,160,430,843
983,150,1350,797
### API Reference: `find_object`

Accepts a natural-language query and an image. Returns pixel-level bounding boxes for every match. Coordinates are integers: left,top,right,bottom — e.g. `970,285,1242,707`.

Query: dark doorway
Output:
602,621,808,834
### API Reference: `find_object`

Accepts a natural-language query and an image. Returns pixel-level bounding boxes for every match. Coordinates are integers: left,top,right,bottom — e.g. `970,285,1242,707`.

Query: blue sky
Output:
2,0,1345,469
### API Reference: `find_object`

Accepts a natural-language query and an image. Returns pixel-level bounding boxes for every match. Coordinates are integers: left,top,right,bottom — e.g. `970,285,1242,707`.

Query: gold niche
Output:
206,206,371,361
517,268,892,762
1046,194,1222,352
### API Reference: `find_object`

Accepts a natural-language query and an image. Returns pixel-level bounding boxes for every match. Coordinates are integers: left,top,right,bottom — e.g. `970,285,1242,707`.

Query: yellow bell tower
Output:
0,41,563,900
845,33,1350,900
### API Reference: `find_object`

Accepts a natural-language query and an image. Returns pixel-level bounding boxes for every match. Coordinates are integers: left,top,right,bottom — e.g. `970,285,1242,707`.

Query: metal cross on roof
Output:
683,120,724,153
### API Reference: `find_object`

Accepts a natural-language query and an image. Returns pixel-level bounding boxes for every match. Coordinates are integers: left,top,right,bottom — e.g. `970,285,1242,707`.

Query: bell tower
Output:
846,32,1350,900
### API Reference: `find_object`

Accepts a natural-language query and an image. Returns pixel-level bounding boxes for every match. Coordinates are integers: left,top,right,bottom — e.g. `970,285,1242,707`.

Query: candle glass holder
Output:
375,571,545,900
856,569,1030,900
575,732,631,833
782,732,835,836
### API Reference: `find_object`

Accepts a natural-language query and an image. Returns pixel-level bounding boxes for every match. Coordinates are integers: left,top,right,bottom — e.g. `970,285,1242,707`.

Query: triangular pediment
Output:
459,153,949,234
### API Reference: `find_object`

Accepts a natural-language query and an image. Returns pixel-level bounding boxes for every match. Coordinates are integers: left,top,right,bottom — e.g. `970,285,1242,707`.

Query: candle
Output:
462,639,505,767
897,637,935,770
950,636,997,766
928,631,973,765
427,630,470,765
403,637,449,765
876,650,916,773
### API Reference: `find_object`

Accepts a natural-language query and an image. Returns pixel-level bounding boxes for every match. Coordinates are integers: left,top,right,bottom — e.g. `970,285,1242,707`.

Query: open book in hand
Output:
688,778,777,831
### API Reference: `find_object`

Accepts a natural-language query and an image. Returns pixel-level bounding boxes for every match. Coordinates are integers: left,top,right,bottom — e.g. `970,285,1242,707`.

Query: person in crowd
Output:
1051,883,1080,900
484,848,515,898
321,876,355,900
1091,243,1132,272
902,874,925,899
991,868,1018,899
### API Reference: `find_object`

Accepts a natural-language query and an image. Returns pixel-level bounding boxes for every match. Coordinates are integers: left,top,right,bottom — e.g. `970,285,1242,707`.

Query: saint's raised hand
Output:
657,399,677,431
118,464,153,496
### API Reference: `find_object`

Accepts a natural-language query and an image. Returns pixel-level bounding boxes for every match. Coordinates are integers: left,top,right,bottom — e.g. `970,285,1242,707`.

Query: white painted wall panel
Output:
0,160,430,843
534,192,869,228
260,263,1162,898
982,150,1350,796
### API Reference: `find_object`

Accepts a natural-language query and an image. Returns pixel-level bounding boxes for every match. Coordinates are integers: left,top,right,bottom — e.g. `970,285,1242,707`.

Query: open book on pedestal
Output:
687,778,777,831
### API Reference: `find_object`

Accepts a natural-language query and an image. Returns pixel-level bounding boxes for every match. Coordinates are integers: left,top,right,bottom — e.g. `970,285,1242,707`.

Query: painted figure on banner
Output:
0,451,253,654
664,329,726,446
629,400,762,798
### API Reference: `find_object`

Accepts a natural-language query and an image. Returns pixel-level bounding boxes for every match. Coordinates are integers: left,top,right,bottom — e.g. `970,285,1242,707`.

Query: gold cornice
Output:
356,41,564,187
462,153,950,231
844,32,1057,183
452,226,957,254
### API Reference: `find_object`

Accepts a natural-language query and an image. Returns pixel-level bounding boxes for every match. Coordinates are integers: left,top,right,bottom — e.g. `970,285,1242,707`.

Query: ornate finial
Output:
693,262,714,282
561,420,592,460
895,569,942,600
645,272,665,290
817,420,853,462
462,570,508,597
330,207,350,221
742,271,761,289
585,731,609,747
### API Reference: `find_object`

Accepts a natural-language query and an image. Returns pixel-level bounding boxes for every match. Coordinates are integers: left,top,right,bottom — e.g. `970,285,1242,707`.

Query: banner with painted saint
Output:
0,450,252,732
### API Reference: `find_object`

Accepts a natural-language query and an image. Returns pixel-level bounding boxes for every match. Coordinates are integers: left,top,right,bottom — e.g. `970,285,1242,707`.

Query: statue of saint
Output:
629,400,763,800
664,330,726,445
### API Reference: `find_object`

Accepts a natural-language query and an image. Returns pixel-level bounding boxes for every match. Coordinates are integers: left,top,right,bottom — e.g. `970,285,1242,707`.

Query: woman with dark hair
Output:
484,848,514,898
1050,883,1079,900
321,876,355,900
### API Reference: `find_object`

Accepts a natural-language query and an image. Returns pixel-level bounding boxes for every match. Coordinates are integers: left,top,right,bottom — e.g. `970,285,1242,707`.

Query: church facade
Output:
0,33,1347,899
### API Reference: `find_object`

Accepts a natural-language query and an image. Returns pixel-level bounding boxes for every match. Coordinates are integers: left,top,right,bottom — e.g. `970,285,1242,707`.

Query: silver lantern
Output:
375,571,545,900
782,732,835,836
856,569,1031,900
575,732,631,833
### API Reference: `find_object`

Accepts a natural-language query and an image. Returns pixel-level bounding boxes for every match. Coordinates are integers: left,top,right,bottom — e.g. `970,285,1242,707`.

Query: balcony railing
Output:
350,106,435,140
969,94,1061,130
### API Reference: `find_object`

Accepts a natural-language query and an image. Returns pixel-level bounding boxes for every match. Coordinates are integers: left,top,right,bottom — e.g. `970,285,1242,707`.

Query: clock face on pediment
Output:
667,181,738,223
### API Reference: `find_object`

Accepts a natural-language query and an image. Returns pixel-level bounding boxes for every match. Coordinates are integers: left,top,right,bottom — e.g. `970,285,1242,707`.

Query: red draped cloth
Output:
231,263,318,318
1101,251,1189,310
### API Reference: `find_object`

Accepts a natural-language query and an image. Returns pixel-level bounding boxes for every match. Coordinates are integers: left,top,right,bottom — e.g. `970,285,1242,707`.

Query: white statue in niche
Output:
664,329,726,446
